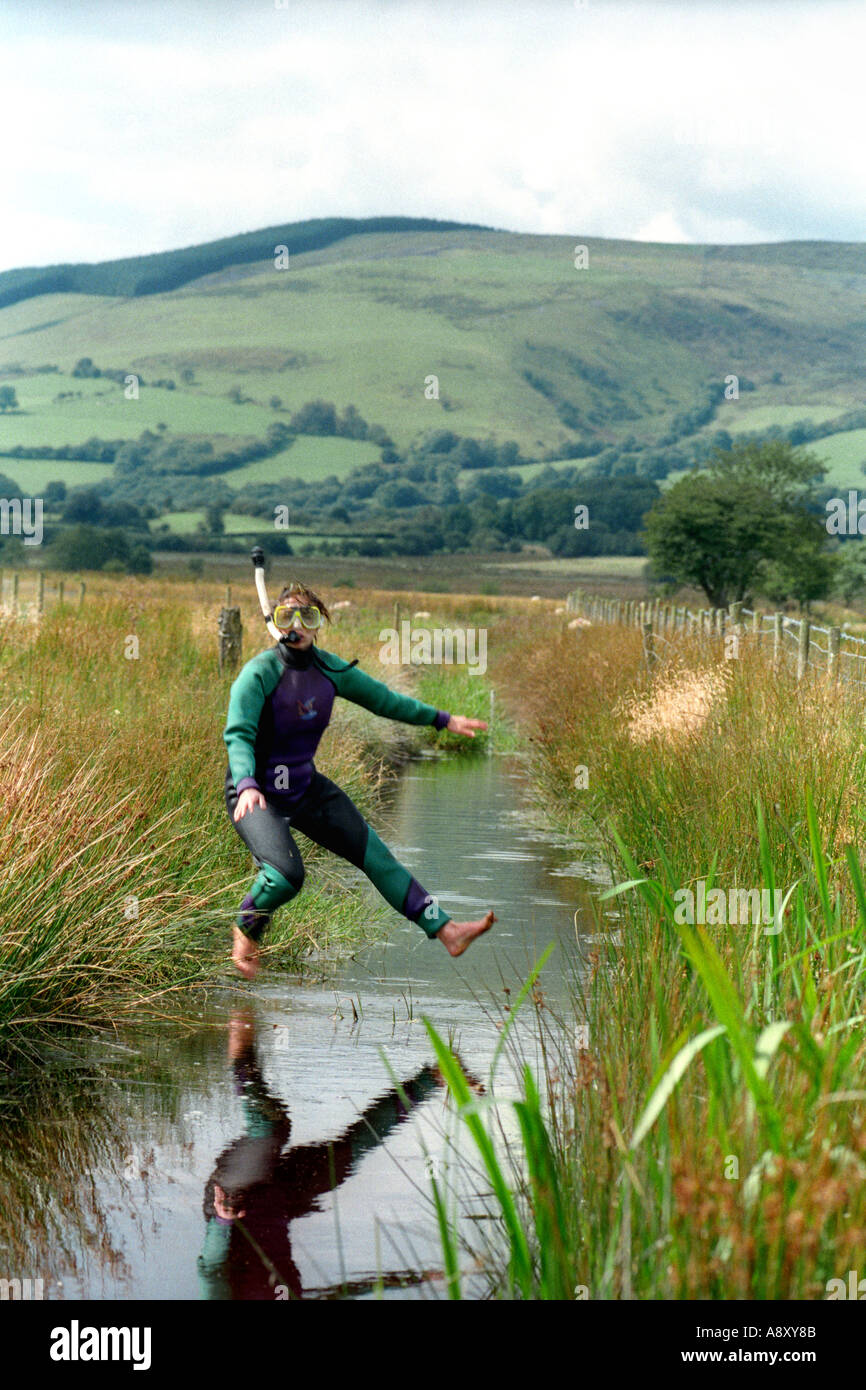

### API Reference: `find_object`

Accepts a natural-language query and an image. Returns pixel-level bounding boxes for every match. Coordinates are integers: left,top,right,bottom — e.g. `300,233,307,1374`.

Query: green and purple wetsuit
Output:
223,639,453,940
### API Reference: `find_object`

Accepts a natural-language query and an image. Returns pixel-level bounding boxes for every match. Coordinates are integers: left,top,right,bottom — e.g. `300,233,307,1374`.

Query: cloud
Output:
0,0,864,271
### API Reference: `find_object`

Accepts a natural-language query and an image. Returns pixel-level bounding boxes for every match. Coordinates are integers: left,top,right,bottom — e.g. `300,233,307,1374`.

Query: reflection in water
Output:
198,1009,455,1300
0,754,609,1299
0,1042,182,1295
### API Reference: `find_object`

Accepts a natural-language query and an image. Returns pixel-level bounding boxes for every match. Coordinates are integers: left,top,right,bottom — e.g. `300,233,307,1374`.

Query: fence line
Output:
0,569,87,615
564,588,866,685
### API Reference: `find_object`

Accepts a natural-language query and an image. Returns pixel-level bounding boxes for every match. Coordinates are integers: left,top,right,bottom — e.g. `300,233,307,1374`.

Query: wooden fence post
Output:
79,580,86,608
797,618,811,681
727,601,741,659
218,605,243,674
773,612,783,669
37,571,45,614
828,626,841,680
643,618,654,671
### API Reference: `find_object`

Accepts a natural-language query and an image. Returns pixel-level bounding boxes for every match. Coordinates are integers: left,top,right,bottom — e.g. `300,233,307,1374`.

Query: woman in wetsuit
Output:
223,582,495,978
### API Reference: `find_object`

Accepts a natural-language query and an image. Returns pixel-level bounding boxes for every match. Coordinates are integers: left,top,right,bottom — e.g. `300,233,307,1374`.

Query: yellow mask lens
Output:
274,603,321,630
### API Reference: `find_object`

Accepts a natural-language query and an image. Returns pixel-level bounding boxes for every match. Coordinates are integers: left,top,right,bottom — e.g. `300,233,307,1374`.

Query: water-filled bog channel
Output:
1,753,613,1300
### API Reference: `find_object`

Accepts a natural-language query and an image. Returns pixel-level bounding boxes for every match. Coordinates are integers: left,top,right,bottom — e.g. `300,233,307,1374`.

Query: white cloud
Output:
1,0,865,271
633,212,690,244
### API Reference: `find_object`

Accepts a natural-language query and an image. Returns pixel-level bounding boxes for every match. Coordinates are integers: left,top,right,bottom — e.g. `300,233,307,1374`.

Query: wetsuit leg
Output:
225,771,305,940
289,771,451,939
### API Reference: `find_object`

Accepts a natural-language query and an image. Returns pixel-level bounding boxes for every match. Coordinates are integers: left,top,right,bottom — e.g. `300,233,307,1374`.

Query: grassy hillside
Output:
0,215,492,307
3,227,866,470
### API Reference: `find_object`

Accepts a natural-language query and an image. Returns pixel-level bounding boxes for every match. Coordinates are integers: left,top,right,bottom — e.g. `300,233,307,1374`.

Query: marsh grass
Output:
425,613,866,1298
0,575,502,1054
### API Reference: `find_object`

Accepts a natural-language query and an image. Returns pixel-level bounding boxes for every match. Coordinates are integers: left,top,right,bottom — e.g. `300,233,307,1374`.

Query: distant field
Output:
147,547,649,599
156,512,359,549
802,429,866,488
159,510,270,535
719,403,844,435
489,555,646,578
221,436,380,486
0,458,114,489
0,370,278,447
689,401,866,487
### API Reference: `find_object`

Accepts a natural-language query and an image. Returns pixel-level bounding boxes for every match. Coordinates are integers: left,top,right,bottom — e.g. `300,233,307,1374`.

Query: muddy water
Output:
0,754,612,1301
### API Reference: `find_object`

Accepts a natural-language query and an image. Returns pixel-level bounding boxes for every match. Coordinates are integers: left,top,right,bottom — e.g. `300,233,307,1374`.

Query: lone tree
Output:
644,440,830,608
0,385,19,412
203,504,225,536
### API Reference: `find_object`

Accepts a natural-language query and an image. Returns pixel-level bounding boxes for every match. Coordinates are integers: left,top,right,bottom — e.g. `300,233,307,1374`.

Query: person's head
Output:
274,581,330,650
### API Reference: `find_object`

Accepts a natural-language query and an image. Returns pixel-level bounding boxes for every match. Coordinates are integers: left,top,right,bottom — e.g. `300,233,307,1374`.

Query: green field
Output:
0,458,114,489
156,512,357,549
220,435,380,486
0,368,278,447
158,510,271,535
714,402,844,434
801,427,866,487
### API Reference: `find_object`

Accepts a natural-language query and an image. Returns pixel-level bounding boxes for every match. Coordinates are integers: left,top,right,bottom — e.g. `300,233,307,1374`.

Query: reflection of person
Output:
197,1012,442,1301
223,582,495,979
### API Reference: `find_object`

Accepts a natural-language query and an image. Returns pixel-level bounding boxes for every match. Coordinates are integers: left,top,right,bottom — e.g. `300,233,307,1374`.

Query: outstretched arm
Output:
280,1065,441,1204
324,658,488,738
327,660,451,728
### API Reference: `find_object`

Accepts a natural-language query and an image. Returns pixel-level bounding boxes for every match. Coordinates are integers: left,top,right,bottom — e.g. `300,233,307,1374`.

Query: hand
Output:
432,1053,486,1094
214,1183,245,1222
234,787,266,822
446,715,488,738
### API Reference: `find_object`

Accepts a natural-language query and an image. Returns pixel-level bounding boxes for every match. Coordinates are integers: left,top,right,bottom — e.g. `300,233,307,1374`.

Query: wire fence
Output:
565,589,866,687
0,569,87,616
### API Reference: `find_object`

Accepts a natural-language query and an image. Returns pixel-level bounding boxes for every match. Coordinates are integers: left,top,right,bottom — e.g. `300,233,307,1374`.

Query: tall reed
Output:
427,615,866,1298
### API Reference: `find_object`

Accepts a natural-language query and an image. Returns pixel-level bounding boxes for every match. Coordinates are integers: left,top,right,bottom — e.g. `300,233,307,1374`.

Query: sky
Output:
1,0,864,272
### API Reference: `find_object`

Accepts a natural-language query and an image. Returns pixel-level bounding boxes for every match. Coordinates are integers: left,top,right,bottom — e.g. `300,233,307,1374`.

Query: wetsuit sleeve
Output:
282,1066,440,1201
197,1219,233,1300
324,658,450,729
223,655,278,793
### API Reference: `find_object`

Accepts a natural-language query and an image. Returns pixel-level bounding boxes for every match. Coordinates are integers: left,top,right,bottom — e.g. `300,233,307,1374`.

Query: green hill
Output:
4,224,866,462
0,215,493,308
3,221,866,537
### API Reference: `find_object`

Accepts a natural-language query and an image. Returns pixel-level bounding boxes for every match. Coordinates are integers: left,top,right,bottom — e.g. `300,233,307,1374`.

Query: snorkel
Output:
250,546,298,645
251,548,325,647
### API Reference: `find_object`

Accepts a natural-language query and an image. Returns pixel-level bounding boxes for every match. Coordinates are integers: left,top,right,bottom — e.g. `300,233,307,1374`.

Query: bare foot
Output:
228,1006,255,1059
232,925,260,980
436,911,496,957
